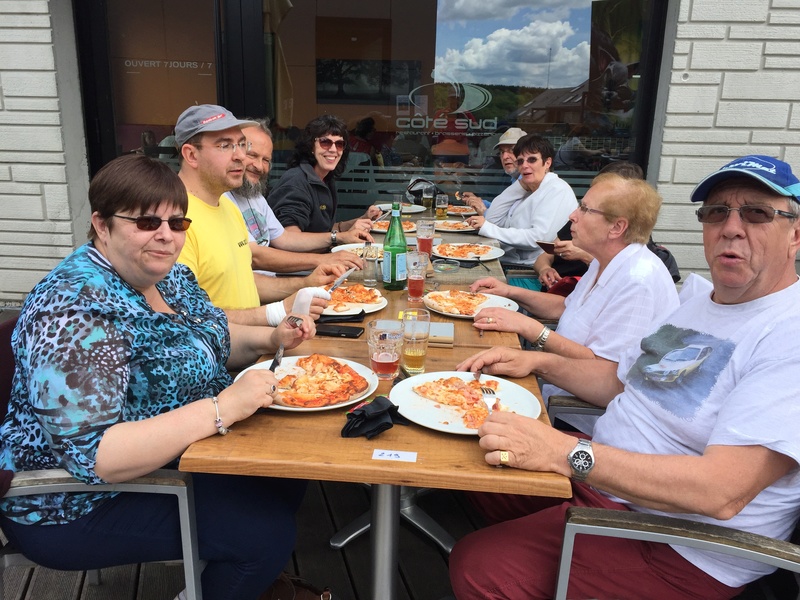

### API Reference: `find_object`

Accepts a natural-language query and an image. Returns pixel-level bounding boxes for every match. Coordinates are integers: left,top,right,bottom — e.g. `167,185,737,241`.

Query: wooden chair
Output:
555,507,800,600
0,314,203,600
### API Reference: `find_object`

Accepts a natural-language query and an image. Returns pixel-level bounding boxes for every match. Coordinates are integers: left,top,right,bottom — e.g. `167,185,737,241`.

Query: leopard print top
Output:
0,244,232,525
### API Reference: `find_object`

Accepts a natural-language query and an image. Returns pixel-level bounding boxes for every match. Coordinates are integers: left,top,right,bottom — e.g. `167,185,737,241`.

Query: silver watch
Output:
330,229,338,246
567,439,594,481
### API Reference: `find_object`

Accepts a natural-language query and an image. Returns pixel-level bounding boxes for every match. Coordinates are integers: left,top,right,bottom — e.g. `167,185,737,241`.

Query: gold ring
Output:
499,451,510,465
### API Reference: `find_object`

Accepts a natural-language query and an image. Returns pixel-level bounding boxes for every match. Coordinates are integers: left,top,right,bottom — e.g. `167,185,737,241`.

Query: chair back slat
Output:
0,315,19,421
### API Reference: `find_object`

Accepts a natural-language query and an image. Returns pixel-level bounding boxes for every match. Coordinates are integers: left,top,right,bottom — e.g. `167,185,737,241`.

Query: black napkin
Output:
341,395,411,439
457,260,482,269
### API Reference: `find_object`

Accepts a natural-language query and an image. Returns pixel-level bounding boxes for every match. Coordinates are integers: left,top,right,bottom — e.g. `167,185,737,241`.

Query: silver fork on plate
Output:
473,372,496,412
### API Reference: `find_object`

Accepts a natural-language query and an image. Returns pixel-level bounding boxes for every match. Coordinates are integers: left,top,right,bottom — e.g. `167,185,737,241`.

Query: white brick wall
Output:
1,0,799,301
652,0,800,281
0,0,87,305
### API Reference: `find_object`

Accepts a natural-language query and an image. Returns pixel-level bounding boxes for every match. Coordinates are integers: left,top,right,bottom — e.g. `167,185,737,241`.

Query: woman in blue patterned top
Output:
0,155,315,599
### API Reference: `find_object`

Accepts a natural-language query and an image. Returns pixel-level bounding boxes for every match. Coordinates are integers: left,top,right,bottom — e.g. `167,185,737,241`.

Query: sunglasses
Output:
695,204,797,224
316,137,345,151
516,156,540,167
113,214,192,232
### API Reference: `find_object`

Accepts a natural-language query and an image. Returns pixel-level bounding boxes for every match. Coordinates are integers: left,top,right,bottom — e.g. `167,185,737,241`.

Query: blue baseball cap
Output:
174,104,257,146
691,155,800,203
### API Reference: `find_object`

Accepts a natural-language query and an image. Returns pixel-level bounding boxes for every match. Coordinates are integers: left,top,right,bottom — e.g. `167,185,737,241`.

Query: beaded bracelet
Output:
211,396,229,435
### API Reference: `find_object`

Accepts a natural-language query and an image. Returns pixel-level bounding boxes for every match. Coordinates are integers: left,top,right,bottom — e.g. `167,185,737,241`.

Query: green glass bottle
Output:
382,199,408,291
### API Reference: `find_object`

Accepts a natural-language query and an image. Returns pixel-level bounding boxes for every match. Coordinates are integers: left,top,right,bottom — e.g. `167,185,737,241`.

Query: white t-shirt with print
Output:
593,279,800,587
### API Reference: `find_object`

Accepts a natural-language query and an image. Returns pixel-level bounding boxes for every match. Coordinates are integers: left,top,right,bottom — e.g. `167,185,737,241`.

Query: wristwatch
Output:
330,229,338,246
567,439,594,481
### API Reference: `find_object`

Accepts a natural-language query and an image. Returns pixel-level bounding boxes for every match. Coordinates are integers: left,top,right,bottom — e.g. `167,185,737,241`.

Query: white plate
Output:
390,371,540,435
371,221,416,234
423,291,519,319
447,207,477,216
434,220,476,233
331,243,383,260
323,294,388,316
376,203,427,214
235,355,378,412
432,243,505,262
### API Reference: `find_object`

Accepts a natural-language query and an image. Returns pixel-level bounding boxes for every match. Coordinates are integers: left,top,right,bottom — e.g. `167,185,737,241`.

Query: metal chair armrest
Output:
555,507,800,599
546,395,606,426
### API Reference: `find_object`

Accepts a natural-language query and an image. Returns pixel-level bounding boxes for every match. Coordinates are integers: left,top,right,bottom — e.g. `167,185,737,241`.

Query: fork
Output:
286,315,303,328
473,372,495,412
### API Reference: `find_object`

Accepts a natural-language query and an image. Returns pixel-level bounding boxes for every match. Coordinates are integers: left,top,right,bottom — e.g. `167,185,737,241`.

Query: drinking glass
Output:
435,193,449,220
422,184,435,210
367,319,404,380
406,251,429,303
401,309,430,375
416,220,435,257
362,244,381,288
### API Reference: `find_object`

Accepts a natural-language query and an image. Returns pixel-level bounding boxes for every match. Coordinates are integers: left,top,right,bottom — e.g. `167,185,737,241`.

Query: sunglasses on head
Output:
113,214,192,232
516,156,540,167
316,137,345,151
695,204,797,224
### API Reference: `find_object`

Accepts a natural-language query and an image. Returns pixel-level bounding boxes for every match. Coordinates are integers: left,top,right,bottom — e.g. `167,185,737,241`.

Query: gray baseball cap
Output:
174,104,258,146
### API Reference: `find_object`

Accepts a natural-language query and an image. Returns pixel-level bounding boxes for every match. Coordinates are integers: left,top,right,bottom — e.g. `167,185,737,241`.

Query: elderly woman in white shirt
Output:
465,134,577,267
469,173,679,434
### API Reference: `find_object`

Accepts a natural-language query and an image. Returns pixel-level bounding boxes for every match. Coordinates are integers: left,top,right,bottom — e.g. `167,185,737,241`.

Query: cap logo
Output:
200,113,227,126
725,158,777,175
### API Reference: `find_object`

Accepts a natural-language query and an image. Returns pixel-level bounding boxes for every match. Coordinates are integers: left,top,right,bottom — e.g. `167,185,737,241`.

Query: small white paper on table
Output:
372,449,417,462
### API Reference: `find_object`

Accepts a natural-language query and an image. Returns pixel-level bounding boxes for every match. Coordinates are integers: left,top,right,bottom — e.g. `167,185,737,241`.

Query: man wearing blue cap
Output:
451,155,800,599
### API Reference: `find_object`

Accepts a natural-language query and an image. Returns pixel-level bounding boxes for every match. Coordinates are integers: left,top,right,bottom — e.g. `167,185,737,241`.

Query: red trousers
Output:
449,483,743,600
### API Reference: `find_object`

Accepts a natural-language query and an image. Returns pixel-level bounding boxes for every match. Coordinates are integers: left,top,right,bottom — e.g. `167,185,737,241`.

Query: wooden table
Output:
180,342,571,598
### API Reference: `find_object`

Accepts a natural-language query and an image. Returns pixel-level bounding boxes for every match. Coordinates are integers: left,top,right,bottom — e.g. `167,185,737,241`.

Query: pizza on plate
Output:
435,243,492,259
275,354,370,408
372,220,415,232
447,205,474,214
412,376,500,429
328,284,383,312
436,221,474,231
424,289,488,316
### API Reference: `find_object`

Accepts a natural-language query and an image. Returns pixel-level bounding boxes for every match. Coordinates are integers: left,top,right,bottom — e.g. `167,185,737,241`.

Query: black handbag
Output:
405,177,443,204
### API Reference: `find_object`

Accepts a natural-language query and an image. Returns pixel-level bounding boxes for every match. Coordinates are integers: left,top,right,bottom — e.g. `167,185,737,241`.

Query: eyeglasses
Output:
577,203,613,218
497,147,515,156
695,204,797,224
316,137,345,151
113,214,192,232
516,156,540,167
198,141,251,154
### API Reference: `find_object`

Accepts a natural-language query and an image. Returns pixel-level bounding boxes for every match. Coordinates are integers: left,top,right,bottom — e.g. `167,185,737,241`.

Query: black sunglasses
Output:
696,204,797,225
516,156,540,167
316,137,345,151
113,214,192,231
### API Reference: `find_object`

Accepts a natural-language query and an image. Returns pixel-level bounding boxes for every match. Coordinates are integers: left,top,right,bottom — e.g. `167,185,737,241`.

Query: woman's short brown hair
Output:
592,172,662,245
88,154,188,240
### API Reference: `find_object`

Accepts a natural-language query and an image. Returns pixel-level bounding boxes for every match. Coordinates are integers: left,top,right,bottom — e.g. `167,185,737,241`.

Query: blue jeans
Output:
0,473,307,600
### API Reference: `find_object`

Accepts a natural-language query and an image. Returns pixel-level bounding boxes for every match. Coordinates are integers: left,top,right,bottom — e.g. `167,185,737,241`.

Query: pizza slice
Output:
412,376,500,428
424,289,488,316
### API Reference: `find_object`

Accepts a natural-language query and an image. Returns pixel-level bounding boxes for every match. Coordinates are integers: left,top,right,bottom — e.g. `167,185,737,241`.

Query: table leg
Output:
370,483,400,600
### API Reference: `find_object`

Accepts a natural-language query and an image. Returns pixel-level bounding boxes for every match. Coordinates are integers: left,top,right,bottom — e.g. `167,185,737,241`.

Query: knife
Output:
372,210,391,223
268,343,284,372
329,267,357,292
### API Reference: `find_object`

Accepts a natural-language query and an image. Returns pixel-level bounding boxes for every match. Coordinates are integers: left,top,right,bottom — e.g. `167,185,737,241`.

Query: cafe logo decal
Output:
396,83,497,135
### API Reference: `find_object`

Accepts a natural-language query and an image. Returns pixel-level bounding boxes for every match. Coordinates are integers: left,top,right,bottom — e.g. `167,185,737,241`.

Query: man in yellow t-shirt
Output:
175,104,339,325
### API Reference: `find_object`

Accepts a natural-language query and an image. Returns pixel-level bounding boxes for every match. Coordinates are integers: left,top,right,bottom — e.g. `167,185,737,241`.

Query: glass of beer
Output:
435,193,449,220
416,220,435,256
401,309,430,375
406,251,429,303
422,184,435,211
367,319,404,380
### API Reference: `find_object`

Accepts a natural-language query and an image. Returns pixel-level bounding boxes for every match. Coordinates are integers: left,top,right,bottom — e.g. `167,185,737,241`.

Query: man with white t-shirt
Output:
227,119,366,275
452,155,800,599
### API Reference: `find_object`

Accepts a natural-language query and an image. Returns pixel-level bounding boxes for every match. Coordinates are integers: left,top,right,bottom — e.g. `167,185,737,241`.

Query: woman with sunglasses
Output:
268,115,380,243
0,154,316,599
465,134,578,276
